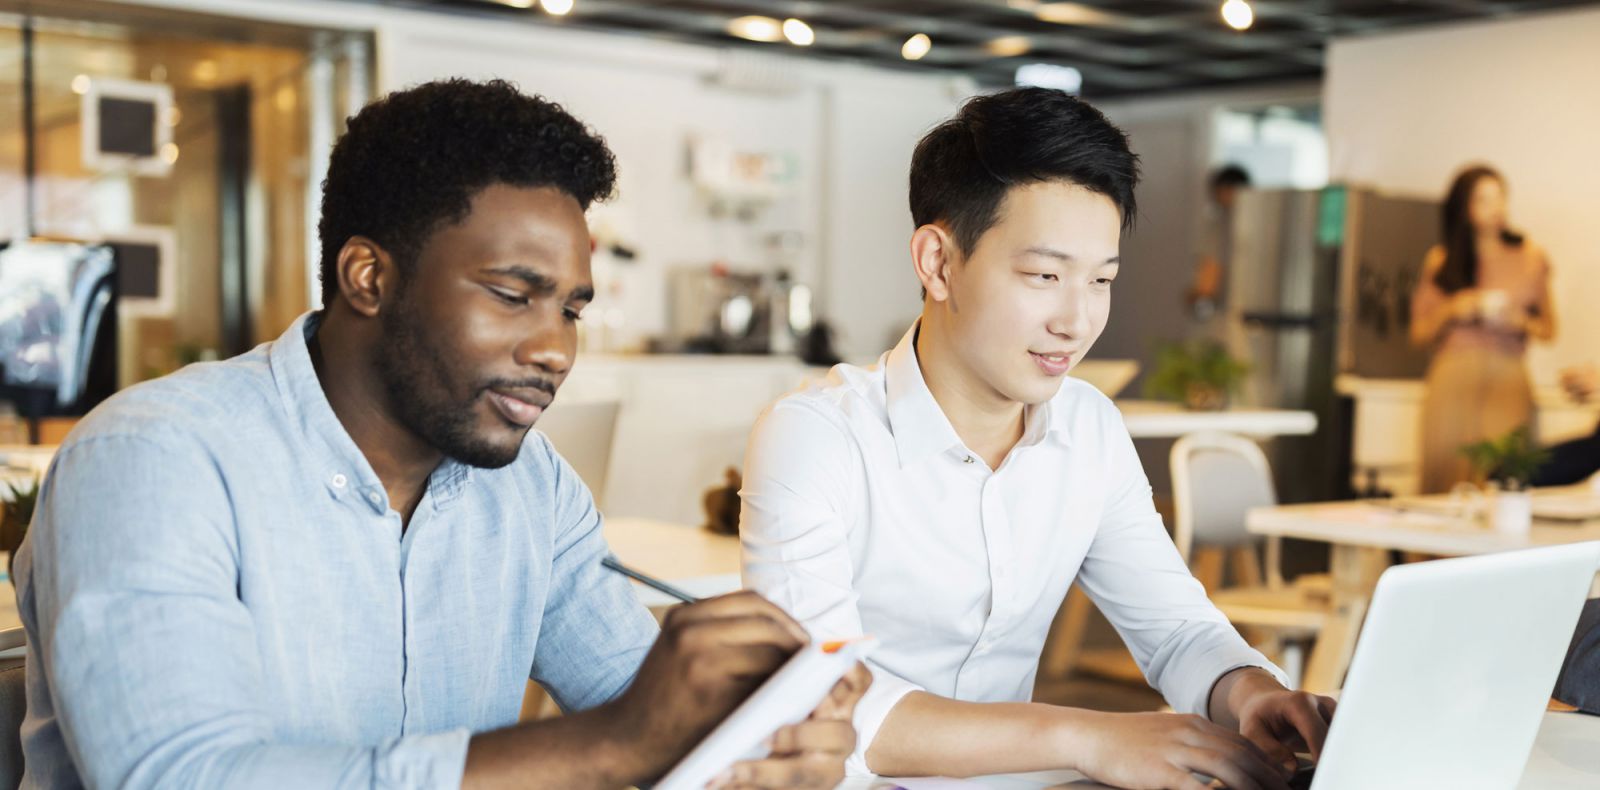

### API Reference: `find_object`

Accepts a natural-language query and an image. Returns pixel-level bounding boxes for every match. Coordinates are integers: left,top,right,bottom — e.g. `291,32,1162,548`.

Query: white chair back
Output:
1170,431,1277,563
536,400,621,507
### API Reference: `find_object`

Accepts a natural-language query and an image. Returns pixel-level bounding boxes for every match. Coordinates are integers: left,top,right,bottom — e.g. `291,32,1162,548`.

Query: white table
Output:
840,709,1600,788
601,516,742,607
1247,492,1600,692
1115,400,1317,439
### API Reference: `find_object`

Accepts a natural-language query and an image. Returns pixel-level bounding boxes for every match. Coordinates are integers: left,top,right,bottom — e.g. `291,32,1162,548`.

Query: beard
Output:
375,286,526,470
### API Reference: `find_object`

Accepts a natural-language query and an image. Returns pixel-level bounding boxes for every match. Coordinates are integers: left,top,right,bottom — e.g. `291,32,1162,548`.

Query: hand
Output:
1073,711,1293,790
1234,687,1338,770
612,591,809,778
713,663,872,789
1560,364,1600,403
1448,289,1484,322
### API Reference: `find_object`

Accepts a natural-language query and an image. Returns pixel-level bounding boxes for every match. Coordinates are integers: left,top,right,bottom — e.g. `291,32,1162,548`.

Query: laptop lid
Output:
1312,541,1600,790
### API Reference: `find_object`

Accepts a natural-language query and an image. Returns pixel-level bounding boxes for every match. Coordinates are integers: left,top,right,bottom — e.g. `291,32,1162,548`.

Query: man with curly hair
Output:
14,79,865,790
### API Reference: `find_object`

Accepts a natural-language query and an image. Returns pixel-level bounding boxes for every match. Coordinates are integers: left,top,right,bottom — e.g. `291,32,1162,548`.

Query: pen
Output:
601,556,700,604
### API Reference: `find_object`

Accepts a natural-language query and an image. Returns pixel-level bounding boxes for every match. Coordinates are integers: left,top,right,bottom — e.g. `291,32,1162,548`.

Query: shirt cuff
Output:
1167,641,1289,720
845,662,922,776
374,728,473,789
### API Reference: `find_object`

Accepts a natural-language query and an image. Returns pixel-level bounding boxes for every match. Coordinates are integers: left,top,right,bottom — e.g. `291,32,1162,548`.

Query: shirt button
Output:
367,491,382,505
331,473,347,488
963,454,975,464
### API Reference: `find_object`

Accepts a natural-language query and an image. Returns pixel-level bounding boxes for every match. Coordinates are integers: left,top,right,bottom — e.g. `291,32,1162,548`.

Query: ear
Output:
911,223,958,302
332,236,396,318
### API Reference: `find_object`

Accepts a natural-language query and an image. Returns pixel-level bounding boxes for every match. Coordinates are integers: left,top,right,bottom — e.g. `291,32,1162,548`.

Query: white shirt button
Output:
331,473,347,489
367,491,382,505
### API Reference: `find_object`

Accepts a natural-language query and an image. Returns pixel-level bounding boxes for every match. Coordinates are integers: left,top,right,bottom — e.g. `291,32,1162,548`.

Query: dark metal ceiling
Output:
377,0,1600,97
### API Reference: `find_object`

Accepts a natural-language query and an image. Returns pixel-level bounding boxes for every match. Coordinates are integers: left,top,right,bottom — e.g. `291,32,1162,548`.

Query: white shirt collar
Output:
883,320,1071,470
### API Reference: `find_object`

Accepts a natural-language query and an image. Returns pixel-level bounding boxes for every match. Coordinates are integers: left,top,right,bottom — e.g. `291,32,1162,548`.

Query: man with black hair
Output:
1187,163,1252,320
741,89,1330,788
15,79,864,790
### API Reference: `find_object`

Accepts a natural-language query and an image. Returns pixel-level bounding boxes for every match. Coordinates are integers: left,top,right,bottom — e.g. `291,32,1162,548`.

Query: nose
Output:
1047,285,1093,341
512,319,573,378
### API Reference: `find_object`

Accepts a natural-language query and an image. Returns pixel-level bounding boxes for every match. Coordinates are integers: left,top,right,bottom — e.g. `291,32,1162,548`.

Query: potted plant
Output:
1143,340,1250,411
1460,427,1549,535
2,477,39,580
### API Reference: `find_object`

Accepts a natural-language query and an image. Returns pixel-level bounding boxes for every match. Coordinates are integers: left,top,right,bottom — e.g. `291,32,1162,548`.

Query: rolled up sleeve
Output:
19,435,470,789
739,402,921,775
1073,422,1288,719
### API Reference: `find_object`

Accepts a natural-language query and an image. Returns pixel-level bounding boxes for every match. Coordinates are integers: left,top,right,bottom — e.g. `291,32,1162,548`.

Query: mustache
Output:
481,377,557,397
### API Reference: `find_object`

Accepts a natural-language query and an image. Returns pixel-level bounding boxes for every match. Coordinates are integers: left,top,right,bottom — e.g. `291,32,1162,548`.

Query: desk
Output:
1247,493,1600,691
601,517,742,607
1115,401,1317,439
840,710,1600,788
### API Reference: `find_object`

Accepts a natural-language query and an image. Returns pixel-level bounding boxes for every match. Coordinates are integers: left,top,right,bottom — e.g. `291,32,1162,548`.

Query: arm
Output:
24,436,473,789
1523,247,1557,341
1410,246,1473,348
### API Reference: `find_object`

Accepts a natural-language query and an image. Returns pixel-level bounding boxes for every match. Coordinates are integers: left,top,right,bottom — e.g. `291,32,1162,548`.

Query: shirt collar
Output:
884,320,1072,469
268,311,473,514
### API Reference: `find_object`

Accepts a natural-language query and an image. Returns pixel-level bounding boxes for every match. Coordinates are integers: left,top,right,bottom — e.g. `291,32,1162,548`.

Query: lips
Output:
1030,351,1073,377
486,387,552,427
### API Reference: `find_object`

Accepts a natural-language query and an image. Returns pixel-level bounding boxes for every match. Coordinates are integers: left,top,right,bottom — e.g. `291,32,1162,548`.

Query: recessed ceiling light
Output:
497,0,535,8
1221,0,1254,31
901,33,932,61
542,0,574,15
986,35,1032,58
70,74,91,95
782,18,815,46
728,15,784,43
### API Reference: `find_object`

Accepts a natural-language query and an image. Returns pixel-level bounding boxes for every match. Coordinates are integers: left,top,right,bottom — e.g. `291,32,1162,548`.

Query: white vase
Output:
1492,489,1533,536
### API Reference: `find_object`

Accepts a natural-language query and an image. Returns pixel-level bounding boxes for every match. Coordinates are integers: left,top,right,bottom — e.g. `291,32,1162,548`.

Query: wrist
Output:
587,697,662,786
1042,705,1109,772
1214,667,1285,728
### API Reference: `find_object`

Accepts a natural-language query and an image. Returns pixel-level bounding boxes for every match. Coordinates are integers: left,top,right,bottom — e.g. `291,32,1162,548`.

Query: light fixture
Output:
1221,0,1254,31
1015,63,1082,94
782,18,814,46
70,74,91,95
1034,3,1114,26
985,35,1032,58
901,33,932,61
498,0,535,8
160,143,179,165
192,59,219,83
728,15,784,43
541,0,574,15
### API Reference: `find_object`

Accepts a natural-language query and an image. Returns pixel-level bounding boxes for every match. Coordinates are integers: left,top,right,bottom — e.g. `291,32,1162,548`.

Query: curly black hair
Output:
317,78,617,306
909,87,1139,256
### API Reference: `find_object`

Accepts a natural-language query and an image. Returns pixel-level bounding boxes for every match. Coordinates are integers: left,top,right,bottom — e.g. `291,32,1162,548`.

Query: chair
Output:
534,401,621,508
1171,432,1331,685
0,626,26,786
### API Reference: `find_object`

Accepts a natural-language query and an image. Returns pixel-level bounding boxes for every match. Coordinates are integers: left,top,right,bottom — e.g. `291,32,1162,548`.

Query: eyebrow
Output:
486,264,594,303
1021,246,1120,265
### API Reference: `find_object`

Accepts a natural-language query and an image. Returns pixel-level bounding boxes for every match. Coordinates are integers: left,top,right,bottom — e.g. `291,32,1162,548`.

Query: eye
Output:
1094,277,1115,286
488,286,529,306
1026,272,1059,283
562,307,584,323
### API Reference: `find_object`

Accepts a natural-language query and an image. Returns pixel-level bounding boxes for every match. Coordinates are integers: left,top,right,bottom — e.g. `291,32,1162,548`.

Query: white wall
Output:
1325,7,1600,385
107,0,965,361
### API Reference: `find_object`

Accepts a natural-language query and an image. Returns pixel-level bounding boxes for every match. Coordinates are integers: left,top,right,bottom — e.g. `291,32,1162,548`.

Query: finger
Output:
1239,718,1299,773
1281,694,1332,760
668,591,810,643
767,719,856,757
1192,738,1288,790
724,753,844,789
675,614,806,663
812,664,871,720
1185,717,1275,765
1317,695,1338,723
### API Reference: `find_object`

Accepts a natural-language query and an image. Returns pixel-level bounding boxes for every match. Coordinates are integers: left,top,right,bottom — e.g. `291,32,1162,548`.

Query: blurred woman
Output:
1411,165,1556,493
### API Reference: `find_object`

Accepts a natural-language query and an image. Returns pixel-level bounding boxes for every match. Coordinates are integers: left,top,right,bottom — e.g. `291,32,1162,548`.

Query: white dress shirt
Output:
740,324,1285,774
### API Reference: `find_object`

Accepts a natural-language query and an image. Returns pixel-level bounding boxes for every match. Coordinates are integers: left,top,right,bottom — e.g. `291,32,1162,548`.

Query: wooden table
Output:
1247,491,1600,692
838,709,1600,788
600,516,742,608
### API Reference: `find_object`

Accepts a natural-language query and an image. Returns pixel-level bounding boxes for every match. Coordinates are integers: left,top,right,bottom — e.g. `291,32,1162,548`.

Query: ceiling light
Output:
1035,3,1115,26
782,18,814,46
901,33,932,61
1221,0,1254,31
70,74,91,95
1015,63,1082,94
160,143,179,165
985,35,1032,58
728,15,784,43
541,0,574,15
497,0,535,8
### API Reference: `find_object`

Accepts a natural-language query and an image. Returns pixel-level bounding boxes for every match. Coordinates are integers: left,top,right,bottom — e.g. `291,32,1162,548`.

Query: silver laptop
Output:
1303,541,1600,789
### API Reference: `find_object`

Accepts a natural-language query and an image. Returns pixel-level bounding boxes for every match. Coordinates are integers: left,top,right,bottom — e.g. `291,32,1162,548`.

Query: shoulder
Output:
1421,244,1447,272
62,347,277,456
757,358,887,442
1048,375,1128,441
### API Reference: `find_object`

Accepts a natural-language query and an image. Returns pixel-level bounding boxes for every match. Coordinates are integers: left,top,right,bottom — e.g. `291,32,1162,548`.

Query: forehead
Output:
424,183,591,263
976,181,1122,256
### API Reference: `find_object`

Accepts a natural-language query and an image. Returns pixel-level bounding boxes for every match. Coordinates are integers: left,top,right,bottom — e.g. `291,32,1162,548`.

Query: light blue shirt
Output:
14,312,660,789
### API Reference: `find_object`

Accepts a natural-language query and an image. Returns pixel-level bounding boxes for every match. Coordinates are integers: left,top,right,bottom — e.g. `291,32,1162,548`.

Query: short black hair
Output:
1210,164,1251,190
317,78,617,305
908,86,1139,256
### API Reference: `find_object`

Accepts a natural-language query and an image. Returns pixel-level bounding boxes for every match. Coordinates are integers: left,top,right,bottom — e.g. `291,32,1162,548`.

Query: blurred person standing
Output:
1410,165,1555,493
1185,164,1251,327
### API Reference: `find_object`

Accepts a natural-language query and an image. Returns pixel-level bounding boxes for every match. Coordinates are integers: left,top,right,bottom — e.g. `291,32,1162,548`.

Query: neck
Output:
914,312,1026,469
310,307,441,522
